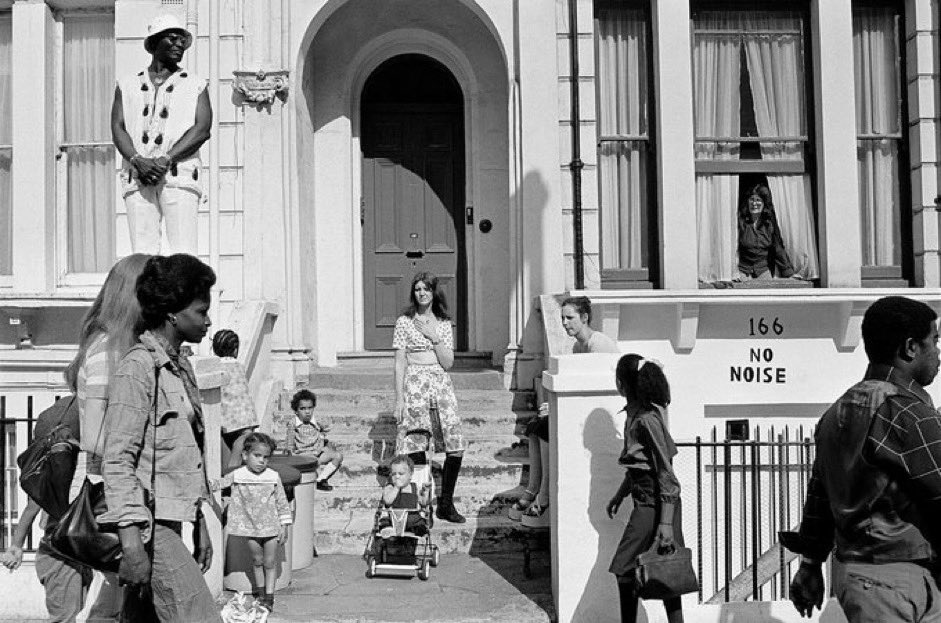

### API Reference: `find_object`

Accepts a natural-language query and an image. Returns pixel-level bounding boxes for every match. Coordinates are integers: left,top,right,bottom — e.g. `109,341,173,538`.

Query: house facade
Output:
1,0,940,620
0,0,938,377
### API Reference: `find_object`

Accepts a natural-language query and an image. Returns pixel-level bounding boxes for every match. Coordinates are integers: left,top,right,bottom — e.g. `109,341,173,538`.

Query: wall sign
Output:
730,317,787,384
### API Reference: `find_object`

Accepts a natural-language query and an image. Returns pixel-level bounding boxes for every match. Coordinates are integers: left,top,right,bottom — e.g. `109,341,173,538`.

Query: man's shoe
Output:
316,481,334,492
435,500,466,523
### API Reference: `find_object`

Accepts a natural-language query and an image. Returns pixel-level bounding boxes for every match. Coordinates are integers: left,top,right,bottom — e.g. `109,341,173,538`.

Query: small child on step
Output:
213,432,291,612
290,388,344,491
212,329,259,470
378,454,431,537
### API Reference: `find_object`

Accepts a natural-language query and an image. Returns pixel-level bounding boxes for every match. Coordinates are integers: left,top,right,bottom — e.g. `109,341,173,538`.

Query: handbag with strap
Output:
634,540,699,600
632,404,696,599
17,395,80,520
46,367,160,574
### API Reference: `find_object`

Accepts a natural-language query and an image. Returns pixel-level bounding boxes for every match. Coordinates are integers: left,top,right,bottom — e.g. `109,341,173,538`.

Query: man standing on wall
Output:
784,295,941,622
111,15,211,255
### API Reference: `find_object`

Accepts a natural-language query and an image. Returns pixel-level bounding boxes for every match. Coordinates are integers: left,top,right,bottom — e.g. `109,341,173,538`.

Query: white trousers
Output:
124,184,199,255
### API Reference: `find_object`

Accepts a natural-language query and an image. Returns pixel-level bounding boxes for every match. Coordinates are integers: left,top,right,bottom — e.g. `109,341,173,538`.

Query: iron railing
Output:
1,394,56,552
676,425,815,603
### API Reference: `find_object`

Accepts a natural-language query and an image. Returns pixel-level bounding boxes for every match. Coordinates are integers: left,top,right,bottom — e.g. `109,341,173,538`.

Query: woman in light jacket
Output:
101,254,221,622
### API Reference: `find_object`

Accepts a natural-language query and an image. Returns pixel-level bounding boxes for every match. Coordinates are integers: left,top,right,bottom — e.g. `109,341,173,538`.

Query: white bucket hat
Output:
144,15,192,53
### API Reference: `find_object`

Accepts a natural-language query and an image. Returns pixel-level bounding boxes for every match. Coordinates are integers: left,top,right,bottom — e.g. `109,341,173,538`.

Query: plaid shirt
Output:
794,364,941,564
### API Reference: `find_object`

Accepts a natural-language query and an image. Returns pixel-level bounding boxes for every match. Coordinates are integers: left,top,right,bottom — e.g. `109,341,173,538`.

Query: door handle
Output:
405,250,425,258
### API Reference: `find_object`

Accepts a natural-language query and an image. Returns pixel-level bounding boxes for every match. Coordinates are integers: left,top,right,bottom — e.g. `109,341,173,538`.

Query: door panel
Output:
362,111,466,350
374,159,403,253
423,155,456,254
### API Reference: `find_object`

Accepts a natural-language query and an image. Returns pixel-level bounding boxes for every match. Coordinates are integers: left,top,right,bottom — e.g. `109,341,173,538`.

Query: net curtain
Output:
694,13,740,283
597,8,648,271
853,7,901,267
0,16,11,275
64,15,115,274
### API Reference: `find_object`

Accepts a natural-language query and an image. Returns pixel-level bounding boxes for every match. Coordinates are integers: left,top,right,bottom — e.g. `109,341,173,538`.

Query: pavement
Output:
225,552,555,623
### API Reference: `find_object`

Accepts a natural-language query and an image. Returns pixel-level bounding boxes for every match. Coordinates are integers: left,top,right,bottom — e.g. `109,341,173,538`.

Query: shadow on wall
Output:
508,170,555,393
571,407,643,623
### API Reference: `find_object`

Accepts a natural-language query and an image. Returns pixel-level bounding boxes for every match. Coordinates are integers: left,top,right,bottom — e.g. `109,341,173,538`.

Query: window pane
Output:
0,15,11,276
63,14,115,273
693,10,806,161
693,13,741,161
853,7,902,267
596,6,650,270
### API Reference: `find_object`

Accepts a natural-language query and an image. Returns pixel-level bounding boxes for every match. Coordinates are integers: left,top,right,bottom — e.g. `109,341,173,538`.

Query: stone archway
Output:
294,0,509,363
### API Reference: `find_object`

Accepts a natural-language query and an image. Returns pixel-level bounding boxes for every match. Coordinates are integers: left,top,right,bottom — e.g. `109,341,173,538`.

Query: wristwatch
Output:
155,155,172,168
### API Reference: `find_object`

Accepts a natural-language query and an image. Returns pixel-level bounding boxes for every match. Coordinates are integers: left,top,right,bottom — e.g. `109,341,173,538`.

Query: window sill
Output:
57,273,107,290
600,268,654,290
699,279,814,290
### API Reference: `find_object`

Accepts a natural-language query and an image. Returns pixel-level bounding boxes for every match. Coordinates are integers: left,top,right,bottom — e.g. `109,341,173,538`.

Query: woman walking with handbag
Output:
606,354,687,623
392,272,466,523
100,254,221,622
1,254,151,622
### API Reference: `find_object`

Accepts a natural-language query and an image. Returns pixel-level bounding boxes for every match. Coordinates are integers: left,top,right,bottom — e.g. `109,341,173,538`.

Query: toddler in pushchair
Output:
364,439,441,580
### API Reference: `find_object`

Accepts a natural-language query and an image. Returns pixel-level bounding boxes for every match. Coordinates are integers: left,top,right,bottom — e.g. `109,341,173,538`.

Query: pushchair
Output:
364,428,441,580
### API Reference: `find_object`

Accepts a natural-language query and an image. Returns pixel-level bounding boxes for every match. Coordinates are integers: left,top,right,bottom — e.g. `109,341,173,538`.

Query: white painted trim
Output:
345,29,481,351
54,16,67,285
57,273,106,288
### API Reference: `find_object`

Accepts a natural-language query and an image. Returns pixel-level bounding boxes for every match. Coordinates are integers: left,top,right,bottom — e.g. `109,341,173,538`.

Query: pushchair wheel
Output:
430,545,440,567
366,556,377,578
417,559,430,581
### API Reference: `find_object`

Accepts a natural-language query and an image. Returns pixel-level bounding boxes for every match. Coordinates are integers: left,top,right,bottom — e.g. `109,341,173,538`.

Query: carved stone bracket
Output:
232,69,289,105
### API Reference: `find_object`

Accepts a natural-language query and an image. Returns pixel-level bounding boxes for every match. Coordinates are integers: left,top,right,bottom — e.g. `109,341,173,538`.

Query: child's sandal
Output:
508,490,536,521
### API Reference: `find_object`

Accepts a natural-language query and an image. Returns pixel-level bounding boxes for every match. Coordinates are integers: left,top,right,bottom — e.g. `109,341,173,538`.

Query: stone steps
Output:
309,367,509,391
275,363,536,556
298,387,536,412
318,456,529,495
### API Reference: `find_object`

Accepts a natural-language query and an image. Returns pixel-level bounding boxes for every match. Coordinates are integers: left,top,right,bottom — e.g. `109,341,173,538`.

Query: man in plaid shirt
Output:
785,296,941,622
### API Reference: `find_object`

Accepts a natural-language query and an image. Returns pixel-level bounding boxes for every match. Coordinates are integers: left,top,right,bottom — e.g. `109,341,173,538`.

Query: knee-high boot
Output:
436,454,466,523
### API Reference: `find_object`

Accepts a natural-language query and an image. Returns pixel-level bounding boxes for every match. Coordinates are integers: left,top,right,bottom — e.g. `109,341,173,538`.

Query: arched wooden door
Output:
361,55,467,350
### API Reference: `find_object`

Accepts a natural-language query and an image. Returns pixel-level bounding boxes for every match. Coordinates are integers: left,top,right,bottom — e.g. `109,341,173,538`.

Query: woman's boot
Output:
436,454,466,523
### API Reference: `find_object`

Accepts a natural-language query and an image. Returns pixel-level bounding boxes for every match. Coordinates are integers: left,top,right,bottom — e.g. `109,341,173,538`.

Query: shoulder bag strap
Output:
150,366,159,510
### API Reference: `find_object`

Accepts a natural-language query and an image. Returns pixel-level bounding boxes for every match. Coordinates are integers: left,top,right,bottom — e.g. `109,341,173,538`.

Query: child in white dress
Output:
214,432,291,611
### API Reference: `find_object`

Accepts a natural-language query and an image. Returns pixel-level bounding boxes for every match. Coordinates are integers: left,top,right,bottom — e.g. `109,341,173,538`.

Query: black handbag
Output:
17,396,79,519
45,367,160,575
46,477,123,573
634,541,699,600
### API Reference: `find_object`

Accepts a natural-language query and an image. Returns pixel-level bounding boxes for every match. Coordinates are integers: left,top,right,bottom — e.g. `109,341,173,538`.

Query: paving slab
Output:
223,552,555,623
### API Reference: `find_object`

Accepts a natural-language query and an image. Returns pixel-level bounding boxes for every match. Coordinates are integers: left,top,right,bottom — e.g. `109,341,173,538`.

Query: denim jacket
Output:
100,331,209,530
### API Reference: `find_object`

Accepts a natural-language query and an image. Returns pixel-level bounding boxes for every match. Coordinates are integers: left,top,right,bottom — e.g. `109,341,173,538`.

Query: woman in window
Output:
735,184,796,281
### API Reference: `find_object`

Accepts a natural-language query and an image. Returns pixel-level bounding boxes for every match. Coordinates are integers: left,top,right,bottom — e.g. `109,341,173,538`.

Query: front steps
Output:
271,358,540,556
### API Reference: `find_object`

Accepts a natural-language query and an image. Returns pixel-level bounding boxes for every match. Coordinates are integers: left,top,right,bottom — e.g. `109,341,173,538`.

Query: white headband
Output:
637,358,662,371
